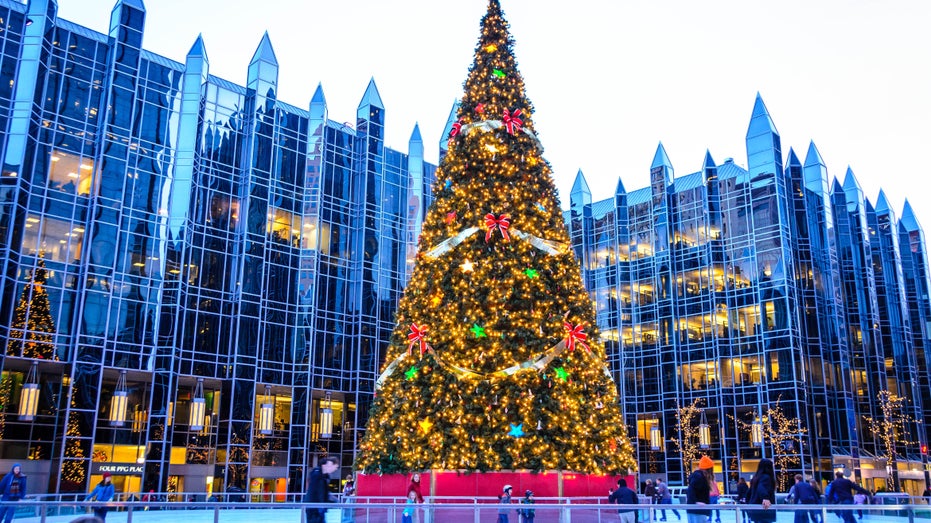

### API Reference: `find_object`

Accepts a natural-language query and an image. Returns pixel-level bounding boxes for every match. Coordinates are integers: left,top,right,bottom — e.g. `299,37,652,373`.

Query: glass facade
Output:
0,0,435,497
569,95,931,494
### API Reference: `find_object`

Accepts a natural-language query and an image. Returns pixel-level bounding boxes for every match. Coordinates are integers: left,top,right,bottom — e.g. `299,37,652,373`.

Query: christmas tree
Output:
357,0,636,474
6,257,58,360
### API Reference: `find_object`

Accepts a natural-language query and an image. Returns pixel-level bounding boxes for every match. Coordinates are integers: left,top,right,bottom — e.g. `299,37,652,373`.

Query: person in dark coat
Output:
746,459,776,523
735,477,750,523
304,457,339,523
827,472,870,523
789,474,820,523
609,478,640,523
686,456,714,523
84,472,116,522
0,464,26,523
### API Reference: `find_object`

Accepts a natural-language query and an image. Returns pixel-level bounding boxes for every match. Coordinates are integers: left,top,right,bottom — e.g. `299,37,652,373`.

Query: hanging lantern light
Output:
699,410,711,449
649,420,662,451
189,378,206,431
319,392,333,439
167,401,174,427
751,409,764,447
109,370,129,427
258,385,274,435
132,405,147,433
18,362,39,421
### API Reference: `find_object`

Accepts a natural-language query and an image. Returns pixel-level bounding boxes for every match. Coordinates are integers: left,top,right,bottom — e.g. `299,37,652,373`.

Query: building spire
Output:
651,142,673,170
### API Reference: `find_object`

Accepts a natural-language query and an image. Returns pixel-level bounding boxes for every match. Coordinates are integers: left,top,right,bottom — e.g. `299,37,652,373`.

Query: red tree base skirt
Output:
356,470,636,499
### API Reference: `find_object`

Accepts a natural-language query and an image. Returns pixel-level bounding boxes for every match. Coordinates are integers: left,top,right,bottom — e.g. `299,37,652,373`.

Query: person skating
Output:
498,485,514,523
0,464,26,523
84,472,115,522
609,478,640,523
656,478,680,521
519,490,535,523
304,457,339,523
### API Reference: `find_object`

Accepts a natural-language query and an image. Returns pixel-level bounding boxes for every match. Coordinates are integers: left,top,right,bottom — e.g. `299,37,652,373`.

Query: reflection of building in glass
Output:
0,1,434,496
568,94,931,494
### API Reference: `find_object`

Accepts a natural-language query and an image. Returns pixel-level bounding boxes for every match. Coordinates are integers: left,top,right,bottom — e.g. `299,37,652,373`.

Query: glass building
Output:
0,0,436,497
568,94,931,494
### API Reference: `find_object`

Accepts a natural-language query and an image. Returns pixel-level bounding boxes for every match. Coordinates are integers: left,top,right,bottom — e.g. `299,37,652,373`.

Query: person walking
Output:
402,490,417,523
645,480,657,522
84,472,115,522
656,478,680,521
609,478,640,523
827,472,871,523
706,468,721,523
686,457,713,523
304,456,339,523
0,464,26,523
735,478,750,523
746,459,776,523
852,492,867,520
789,474,820,523
407,473,424,523
341,474,356,523
520,490,535,523
498,485,514,523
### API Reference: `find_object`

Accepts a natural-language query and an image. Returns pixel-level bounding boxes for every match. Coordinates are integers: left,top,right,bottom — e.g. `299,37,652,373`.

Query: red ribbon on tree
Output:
484,213,511,242
449,120,462,138
564,322,590,352
408,323,429,356
502,109,523,135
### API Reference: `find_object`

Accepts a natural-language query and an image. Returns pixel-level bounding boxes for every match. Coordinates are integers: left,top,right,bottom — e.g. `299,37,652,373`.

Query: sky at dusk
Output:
57,0,931,222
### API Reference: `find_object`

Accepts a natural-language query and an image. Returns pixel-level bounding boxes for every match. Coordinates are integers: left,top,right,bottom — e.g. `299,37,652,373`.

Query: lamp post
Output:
109,370,129,427
18,362,39,421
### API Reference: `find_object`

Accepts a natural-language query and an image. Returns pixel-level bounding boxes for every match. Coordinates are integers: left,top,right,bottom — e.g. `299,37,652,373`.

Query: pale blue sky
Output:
57,0,931,222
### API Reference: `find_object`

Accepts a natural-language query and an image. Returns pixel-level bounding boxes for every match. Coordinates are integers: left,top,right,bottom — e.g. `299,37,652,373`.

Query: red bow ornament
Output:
408,323,429,356
484,213,511,242
449,120,462,138
564,322,590,352
502,109,523,135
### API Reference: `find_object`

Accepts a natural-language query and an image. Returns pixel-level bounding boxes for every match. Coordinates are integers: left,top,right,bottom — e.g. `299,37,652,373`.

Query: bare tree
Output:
672,399,703,475
864,390,915,492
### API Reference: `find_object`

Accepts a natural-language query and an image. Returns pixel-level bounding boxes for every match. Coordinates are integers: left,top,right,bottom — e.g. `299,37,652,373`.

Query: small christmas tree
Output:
6,257,58,360
357,0,635,474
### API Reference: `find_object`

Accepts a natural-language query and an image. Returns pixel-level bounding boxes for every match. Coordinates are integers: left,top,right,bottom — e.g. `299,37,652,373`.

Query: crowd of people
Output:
1,458,927,523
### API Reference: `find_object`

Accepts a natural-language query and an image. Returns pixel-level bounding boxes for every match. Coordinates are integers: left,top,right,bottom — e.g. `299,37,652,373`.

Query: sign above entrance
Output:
93,464,144,475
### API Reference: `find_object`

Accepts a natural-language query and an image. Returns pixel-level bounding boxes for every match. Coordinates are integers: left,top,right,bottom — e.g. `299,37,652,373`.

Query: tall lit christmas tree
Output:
357,0,635,474
6,257,58,360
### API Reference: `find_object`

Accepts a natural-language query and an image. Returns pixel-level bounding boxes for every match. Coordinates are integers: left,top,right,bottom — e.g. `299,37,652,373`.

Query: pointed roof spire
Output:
831,177,844,195
786,148,801,168
874,190,891,216
615,177,626,195
571,169,591,196
358,77,384,110
702,150,716,170
804,141,825,168
250,31,278,67
842,167,861,192
746,92,778,138
900,200,920,232
311,83,327,106
651,142,672,170
410,123,422,143
187,33,208,61
114,0,145,10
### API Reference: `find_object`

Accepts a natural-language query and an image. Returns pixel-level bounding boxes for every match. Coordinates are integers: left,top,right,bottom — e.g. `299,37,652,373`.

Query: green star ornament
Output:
470,323,487,338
